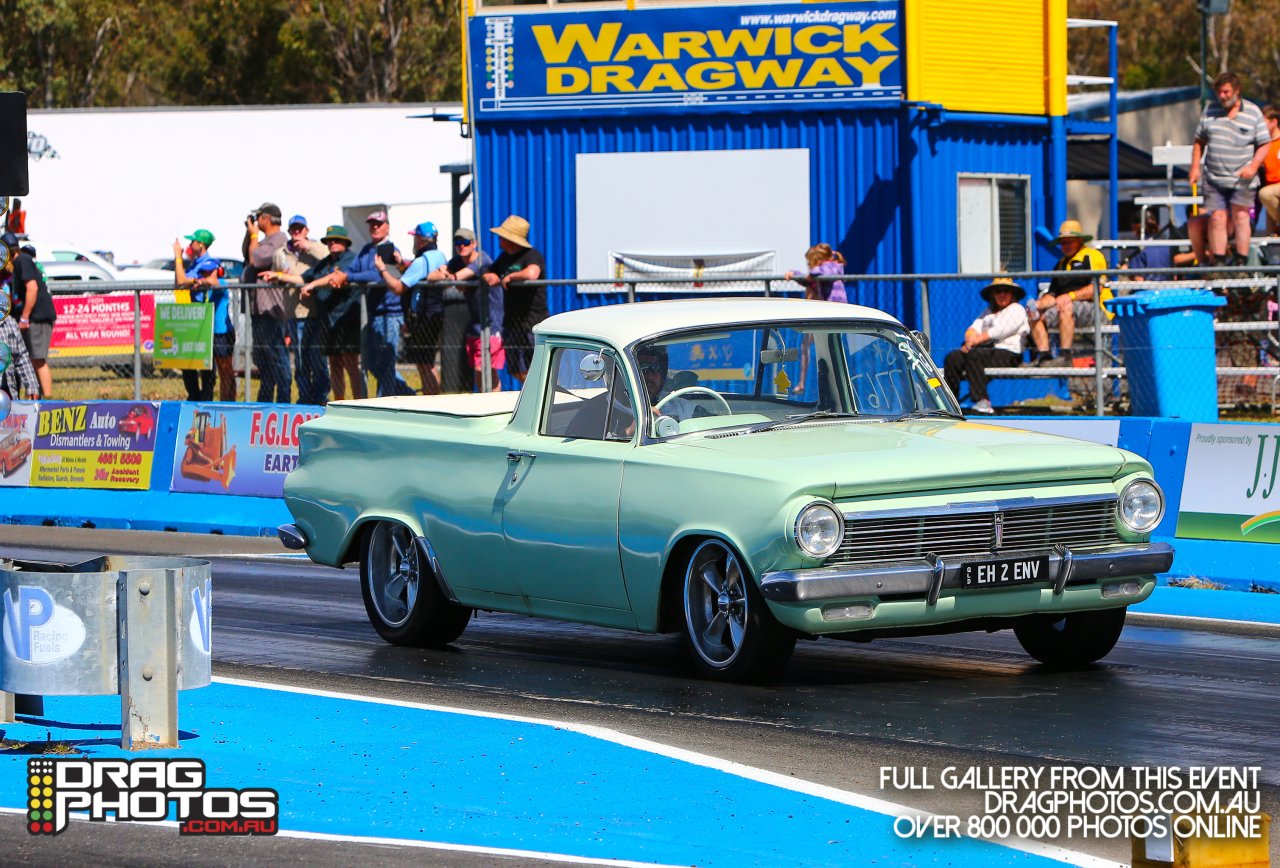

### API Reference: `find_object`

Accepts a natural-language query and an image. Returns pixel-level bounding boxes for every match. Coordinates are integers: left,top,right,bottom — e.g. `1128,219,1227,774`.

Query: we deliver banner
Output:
469,1,901,120
170,404,321,498
26,401,160,490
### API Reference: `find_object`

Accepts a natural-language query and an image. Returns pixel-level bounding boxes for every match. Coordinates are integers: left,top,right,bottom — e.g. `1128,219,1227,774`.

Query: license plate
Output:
960,556,1050,589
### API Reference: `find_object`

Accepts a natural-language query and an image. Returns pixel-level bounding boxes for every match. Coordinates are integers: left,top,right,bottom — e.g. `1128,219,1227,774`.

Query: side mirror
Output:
579,353,606,382
911,330,931,354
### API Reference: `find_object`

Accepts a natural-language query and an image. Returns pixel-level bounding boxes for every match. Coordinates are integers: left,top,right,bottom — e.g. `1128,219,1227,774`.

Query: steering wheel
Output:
655,386,732,415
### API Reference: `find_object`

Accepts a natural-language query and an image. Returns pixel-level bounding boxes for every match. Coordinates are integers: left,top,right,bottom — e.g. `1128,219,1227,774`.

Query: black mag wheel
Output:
360,520,470,647
1013,606,1127,667
682,538,795,682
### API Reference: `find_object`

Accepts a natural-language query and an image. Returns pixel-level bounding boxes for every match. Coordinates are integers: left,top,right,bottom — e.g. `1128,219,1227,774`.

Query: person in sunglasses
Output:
430,228,501,392
635,344,695,422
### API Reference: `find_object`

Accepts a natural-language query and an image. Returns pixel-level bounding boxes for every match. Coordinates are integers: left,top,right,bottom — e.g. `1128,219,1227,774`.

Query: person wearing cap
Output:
172,229,235,402
1028,220,1110,366
943,277,1029,415
261,215,330,405
430,227,501,392
374,221,448,394
345,210,412,397
1,230,56,398
482,215,546,385
240,202,292,403
262,225,365,402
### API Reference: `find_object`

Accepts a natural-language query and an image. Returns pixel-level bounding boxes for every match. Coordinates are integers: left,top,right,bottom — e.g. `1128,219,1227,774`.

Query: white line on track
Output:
215,675,1126,868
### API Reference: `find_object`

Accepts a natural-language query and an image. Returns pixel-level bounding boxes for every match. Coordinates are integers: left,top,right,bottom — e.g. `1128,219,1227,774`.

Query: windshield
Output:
631,322,959,439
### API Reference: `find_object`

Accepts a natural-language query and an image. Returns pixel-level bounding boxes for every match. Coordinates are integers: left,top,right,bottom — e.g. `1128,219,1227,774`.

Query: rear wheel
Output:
682,539,795,682
1013,607,1127,667
360,521,470,647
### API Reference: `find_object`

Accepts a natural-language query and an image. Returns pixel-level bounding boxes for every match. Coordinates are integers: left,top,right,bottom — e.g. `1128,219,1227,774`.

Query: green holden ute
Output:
281,299,1172,682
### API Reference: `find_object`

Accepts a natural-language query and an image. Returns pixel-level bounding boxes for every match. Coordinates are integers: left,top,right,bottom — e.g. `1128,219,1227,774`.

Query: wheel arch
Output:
339,511,428,567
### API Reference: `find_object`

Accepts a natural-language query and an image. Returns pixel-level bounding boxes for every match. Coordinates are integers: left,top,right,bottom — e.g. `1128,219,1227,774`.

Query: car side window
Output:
542,347,636,441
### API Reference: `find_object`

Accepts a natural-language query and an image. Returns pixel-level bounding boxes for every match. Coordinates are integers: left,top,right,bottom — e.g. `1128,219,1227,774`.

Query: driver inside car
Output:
637,344,697,421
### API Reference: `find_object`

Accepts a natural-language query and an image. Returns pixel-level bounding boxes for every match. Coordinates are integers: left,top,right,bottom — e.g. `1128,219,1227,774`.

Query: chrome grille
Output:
825,498,1121,569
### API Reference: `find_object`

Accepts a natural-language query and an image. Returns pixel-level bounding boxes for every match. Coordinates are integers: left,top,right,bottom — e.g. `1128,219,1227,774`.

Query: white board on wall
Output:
574,148,811,282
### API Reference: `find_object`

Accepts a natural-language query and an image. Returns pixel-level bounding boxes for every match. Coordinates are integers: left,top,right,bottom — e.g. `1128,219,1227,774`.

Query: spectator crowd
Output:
166,205,548,405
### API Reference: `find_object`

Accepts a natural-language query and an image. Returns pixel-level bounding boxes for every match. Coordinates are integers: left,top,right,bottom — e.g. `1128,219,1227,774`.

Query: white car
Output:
32,240,174,282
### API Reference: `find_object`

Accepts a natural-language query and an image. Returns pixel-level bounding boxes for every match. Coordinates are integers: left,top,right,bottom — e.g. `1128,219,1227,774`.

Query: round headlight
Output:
1118,479,1164,533
795,501,844,559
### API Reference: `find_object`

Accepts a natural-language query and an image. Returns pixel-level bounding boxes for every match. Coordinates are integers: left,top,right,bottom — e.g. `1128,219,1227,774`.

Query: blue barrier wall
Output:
2,402,1276,587
2,402,290,537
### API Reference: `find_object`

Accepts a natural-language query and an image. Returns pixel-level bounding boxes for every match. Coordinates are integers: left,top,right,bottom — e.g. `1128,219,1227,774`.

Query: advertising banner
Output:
1177,423,1280,544
0,401,38,487
49,293,155,359
170,404,321,498
25,401,160,490
154,302,214,370
469,1,902,120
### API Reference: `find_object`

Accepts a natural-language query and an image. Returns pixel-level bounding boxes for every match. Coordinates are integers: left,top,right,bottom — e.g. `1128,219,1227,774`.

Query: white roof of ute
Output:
535,298,901,348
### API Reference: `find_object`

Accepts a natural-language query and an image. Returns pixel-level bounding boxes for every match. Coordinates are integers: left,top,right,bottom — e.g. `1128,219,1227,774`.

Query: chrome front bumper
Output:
759,543,1174,605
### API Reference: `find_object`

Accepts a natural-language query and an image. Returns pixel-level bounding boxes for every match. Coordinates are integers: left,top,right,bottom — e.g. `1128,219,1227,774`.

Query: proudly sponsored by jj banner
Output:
25,401,160,490
1177,423,1280,544
170,404,321,498
469,1,901,120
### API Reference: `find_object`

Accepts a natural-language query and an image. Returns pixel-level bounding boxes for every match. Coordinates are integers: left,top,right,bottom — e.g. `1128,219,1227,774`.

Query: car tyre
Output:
682,539,795,682
360,521,471,647
1013,607,1127,667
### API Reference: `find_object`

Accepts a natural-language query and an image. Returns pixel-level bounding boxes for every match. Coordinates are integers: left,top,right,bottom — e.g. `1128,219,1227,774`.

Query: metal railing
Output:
35,263,1280,416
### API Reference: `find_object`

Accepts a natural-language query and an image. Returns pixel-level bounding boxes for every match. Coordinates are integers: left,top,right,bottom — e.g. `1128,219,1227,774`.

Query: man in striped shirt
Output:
1190,71,1271,266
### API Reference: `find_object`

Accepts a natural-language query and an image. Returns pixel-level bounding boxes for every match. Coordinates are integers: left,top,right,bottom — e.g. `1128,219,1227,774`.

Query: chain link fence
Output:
37,265,1280,417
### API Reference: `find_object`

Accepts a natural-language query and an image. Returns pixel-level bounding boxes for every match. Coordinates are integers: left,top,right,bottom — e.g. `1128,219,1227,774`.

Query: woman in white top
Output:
942,277,1029,415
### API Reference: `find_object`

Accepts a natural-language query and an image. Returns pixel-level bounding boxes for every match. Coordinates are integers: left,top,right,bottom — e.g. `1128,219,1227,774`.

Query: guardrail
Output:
38,263,1280,415
0,555,212,749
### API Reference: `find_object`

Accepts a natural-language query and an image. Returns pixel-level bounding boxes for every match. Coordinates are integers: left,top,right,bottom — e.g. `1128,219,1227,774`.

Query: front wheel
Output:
1013,607,1127,667
682,539,795,682
360,521,471,647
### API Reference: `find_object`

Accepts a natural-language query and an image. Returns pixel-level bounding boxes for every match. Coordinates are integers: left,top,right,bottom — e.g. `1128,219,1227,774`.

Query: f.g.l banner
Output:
170,404,321,498
470,1,901,120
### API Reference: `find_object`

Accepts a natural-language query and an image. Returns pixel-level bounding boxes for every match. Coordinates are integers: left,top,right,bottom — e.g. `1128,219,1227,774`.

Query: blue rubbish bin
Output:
1105,290,1225,420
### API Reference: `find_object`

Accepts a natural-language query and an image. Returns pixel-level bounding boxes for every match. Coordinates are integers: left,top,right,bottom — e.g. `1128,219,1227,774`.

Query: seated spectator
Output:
1259,105,1280,236
943,277,1029,415
1122,212,1174,282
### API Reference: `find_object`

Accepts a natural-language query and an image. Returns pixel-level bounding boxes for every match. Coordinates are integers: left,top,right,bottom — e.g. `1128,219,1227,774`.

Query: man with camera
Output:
242,202,292,403
345,210,412,396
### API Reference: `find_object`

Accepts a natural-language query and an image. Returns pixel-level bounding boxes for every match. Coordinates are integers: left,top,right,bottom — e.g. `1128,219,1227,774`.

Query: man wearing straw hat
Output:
943,277,1029,415
483,215,546,385
1028,220,1110,366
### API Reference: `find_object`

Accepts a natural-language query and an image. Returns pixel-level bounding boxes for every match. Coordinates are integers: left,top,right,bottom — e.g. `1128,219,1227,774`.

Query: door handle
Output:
507,450,536,462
